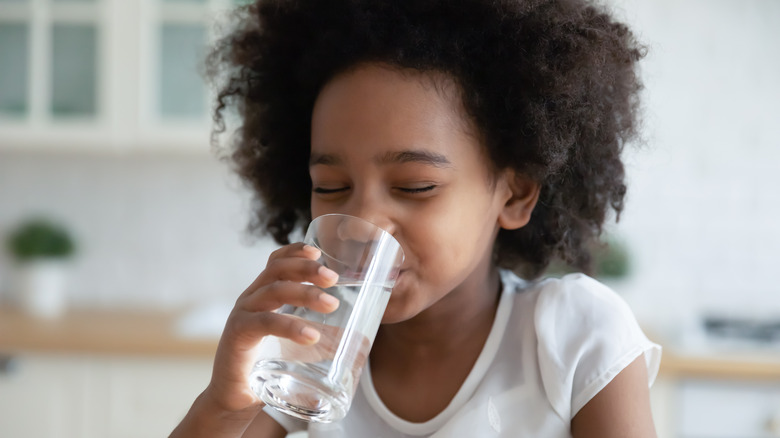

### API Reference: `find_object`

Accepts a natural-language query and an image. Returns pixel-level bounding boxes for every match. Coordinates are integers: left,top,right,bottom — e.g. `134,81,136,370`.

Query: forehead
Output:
310,63,484,166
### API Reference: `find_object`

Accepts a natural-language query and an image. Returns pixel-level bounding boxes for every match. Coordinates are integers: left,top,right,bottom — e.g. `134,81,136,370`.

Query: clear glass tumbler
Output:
250,214,404,423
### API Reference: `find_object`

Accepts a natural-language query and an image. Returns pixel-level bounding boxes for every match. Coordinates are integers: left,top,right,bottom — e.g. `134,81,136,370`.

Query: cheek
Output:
408,207,487,271
438,200,501,266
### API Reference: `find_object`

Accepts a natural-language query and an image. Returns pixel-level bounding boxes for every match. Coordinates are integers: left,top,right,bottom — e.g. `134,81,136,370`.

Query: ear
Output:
498,171,540,230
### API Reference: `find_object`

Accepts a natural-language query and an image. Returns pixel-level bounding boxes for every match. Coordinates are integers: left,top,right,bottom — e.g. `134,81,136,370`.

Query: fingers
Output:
232,310,324,346
204,242,341,414
267,242,322,269
242,280,340,314
265,256,339,288
229,241,341,343
239,243,338,300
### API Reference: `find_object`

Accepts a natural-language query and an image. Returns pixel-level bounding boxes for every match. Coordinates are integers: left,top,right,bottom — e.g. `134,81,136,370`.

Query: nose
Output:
341,189,396,236
334,216,384,243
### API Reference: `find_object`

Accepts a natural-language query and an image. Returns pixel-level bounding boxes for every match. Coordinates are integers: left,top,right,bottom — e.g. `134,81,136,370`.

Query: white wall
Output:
1,0,779,340
0,150,280,310
609,0,780,336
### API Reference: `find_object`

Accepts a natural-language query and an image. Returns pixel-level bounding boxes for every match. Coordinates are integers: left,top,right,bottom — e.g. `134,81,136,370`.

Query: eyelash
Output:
312,187,347,194
399,185,436,194
312,185,436,194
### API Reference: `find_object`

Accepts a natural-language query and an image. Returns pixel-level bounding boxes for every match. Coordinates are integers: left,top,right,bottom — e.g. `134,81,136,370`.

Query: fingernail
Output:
301,326,320,343
303,244,320,256
319,293,339,308
318,266,339,282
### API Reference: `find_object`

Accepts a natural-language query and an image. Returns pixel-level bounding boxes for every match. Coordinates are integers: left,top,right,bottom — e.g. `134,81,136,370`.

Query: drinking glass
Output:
250,213,404,423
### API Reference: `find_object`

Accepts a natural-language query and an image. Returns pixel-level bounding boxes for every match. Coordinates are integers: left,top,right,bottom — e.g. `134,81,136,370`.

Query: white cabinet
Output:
678,379,780,438
0,355,96,438
104,358,214,438
650,376,678,438
0,0,245,153
0,353,213,438
651,375,780,438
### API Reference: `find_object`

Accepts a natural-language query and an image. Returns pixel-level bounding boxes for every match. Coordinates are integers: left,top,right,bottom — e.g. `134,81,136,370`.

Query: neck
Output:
374,263,502,358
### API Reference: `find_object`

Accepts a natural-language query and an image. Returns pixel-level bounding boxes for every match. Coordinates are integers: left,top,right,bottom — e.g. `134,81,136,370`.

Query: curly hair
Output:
207,0,645,279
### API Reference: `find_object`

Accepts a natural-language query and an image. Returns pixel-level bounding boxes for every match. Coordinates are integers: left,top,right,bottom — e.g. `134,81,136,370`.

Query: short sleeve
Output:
533,274,662,421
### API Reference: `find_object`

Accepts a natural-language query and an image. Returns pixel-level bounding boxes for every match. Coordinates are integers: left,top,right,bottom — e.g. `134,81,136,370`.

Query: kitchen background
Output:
1,0,779,437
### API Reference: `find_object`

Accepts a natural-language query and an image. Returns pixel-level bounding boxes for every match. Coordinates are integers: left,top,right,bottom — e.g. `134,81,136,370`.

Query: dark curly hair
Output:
207,0,645,279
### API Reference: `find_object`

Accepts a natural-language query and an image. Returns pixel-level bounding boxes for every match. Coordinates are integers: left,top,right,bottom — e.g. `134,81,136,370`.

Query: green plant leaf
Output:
5,218,76,262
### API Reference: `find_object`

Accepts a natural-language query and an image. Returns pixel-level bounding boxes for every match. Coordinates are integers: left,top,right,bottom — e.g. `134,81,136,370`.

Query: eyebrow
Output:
378,150,453,168
309,149,453,168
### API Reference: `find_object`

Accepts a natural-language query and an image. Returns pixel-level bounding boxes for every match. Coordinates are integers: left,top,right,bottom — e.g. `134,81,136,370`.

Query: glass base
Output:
251,360,350,423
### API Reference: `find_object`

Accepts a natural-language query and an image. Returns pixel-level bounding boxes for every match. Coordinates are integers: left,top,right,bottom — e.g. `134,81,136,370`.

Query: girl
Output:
172,0,661,436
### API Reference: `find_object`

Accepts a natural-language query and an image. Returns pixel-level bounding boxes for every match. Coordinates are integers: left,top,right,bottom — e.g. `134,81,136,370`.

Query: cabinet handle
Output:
0,354,19,376
767,410,780,436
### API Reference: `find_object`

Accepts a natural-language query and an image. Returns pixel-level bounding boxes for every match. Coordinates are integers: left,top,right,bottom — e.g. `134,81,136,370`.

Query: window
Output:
0,21,29,116
146,0,243,124
0,0,99,121
0,0,243,150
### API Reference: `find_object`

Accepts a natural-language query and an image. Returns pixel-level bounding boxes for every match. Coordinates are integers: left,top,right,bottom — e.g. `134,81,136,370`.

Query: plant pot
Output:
13,259,70,318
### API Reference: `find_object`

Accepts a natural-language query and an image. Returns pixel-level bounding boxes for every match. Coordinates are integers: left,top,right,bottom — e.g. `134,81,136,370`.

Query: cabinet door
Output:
650,376,677,438
679,379,780,438
0,353,305,438
0,0,241,151
104,357,212,438
50,23,99,118
0,0,100,121
0,354,101,438
0,21,29,117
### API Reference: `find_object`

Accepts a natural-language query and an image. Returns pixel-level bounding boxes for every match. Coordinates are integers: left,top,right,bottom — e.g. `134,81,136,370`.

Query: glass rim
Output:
306,213,405,269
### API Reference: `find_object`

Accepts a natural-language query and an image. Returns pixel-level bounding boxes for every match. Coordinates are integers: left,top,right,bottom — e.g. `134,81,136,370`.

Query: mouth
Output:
392,269,407,287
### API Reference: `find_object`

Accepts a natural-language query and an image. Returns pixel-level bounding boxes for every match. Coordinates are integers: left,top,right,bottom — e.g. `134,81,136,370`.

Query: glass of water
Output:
250,213,404,423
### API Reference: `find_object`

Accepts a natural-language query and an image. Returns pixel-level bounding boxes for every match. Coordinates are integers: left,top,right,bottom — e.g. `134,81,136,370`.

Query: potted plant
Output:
5,217,76,317
591,236,631,280
545,235,632,282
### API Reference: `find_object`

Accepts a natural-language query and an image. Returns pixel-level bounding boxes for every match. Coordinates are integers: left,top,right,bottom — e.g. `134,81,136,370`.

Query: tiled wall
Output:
1,0,778,338
610,0,780,336
0,151,280,310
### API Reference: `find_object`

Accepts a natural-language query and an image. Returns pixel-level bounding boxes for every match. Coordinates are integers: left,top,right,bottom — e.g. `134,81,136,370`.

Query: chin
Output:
379,272,428,323
380,311,416,325
379,293,424,324
379,299,407,324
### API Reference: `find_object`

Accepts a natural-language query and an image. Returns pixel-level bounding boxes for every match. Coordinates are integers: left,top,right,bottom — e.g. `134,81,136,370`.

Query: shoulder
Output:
505,272,661,422
532,273,635,328
530,273,657,365
501,270,634,327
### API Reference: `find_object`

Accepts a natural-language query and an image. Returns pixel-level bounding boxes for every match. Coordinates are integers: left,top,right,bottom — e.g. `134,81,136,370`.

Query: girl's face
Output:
310,64,514,324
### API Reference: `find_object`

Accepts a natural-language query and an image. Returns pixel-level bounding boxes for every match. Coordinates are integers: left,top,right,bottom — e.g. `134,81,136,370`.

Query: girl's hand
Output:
209,242,340,412
172,243,340,437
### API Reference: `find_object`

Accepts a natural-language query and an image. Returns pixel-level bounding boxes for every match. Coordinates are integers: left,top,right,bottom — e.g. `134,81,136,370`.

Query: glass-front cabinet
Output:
0,0,245,152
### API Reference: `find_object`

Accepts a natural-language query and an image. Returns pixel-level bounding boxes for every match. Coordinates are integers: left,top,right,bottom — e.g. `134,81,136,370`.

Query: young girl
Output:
172,0,661,436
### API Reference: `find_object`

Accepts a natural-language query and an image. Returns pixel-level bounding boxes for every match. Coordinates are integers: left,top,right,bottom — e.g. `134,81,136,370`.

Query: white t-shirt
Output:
266,270,662,437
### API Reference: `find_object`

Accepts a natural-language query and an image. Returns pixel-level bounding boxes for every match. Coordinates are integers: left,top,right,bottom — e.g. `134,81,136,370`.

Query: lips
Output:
391,270,407,288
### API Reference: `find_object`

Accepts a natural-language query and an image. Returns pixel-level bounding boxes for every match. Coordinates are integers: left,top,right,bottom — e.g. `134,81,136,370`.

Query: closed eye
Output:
313,185,436,195
397,185,436,194
312,187,349,194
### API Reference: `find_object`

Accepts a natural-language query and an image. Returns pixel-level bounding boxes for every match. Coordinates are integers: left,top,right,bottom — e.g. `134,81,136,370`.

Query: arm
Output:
241,410,289,438
571,354,657,438
169,389,264,438
169,390,286,438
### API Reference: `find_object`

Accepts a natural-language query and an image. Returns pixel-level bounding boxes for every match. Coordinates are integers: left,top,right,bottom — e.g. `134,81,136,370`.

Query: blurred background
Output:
0,0,778,437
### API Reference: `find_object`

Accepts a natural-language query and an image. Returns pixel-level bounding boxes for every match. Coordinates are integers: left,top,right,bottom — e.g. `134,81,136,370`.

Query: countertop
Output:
659,347,780,380
1,307,780,380
0,307,217,358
